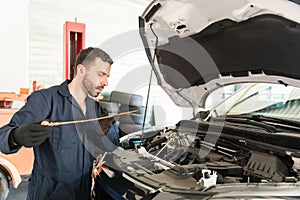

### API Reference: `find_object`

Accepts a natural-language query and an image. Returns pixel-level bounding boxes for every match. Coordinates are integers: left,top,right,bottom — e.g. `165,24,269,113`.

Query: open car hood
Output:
139,0,300,108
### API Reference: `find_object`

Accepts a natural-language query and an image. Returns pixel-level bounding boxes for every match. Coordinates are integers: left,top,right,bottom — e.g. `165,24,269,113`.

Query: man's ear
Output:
76,64,86,76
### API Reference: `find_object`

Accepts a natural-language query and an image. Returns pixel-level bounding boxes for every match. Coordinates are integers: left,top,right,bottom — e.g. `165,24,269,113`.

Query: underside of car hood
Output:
139,0,300,108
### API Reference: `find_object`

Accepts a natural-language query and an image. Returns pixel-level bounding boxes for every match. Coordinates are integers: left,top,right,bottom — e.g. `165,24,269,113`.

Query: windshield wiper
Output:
220,114,300,132
230,114,300,126
215,116,278,133
192,110,278,132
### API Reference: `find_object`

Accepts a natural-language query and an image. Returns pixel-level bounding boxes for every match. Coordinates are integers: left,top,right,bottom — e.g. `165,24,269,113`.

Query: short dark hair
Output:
74,47,113,75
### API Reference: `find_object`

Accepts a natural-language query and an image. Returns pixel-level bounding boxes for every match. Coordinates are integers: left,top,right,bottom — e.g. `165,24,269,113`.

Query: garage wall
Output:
0,0,187,125
29,0,148,89
0,0,29,93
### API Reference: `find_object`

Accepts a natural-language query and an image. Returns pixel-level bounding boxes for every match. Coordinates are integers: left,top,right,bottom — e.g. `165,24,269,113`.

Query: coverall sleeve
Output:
0,91,50,154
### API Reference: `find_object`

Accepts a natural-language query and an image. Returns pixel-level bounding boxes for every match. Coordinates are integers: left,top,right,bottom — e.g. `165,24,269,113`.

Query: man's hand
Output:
10,123,51,148
98,118,115,135
97,108,117,135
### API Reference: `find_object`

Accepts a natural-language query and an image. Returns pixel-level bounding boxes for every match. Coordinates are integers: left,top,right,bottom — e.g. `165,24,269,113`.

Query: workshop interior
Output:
2,0,300,200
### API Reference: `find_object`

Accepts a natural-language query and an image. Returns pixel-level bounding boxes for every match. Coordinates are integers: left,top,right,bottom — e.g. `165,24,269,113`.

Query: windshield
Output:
205,83,300,120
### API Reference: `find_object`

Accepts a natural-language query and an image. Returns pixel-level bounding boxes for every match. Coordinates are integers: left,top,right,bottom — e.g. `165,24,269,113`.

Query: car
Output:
0,93,33,200
93,0,300,199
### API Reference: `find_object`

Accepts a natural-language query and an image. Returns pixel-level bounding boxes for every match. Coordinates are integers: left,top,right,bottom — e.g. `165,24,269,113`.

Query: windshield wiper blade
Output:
227,114,300,127
213,115,278,133
223,117,278,133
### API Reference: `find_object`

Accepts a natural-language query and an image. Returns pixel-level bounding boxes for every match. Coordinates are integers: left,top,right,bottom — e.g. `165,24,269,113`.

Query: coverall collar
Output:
58,80,72,97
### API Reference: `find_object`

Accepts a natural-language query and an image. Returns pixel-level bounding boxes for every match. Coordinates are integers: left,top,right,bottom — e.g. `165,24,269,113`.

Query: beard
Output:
82,75,103,97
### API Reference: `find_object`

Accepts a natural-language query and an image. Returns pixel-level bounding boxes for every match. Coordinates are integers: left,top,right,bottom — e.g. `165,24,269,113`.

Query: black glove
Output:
98,118,114,135
98,108,117,135
9,123,51,148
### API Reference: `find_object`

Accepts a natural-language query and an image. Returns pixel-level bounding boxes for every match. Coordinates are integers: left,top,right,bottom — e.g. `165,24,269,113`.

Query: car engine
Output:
117,119,300,194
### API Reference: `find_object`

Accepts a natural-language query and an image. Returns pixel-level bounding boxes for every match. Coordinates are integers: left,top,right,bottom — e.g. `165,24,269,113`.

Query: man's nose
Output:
101,76,108,86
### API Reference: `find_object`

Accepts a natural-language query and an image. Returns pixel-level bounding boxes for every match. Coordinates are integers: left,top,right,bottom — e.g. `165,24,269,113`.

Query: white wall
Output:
0,0,29,93
0,0,148,92
28,0,149,88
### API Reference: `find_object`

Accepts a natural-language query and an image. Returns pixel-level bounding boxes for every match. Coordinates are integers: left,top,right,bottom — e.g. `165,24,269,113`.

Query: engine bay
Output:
116,119,300,194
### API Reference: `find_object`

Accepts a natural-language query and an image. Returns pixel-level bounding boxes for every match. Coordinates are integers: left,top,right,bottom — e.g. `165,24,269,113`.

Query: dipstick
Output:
41,110,138,127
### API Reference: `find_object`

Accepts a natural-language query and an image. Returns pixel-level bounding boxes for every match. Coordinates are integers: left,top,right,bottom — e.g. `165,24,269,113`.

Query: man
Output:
0,47,119,199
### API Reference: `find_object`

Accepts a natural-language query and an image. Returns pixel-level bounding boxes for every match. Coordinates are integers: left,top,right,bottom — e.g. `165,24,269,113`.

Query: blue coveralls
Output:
0,80,119,200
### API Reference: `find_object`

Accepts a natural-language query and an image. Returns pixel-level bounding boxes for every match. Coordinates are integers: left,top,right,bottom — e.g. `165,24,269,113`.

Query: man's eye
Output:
98,72,109,78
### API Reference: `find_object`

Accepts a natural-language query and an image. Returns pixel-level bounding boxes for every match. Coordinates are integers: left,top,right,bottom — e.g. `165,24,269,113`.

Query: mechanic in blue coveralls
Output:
0,47,120,199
